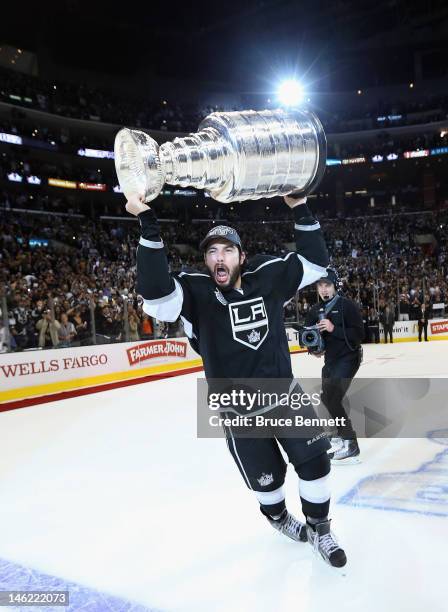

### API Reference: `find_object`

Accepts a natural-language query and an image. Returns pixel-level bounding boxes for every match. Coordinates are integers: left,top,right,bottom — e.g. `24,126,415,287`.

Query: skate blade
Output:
331,455,361,465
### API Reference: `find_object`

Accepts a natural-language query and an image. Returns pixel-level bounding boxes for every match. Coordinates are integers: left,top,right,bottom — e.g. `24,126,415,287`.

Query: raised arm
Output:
261,195,329,301
284,194,329,285
127,196,184,322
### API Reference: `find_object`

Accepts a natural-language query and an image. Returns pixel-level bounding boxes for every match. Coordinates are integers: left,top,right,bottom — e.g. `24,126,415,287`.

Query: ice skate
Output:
329,438,361,464
306,519,347,567
327,436,344,454
262,508,307,542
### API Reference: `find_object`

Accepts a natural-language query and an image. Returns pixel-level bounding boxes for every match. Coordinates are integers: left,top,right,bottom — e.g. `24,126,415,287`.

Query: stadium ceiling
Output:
1,0,448,87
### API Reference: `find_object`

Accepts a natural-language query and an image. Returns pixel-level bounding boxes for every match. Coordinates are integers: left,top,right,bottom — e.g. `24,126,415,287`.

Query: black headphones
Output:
320,267,343,294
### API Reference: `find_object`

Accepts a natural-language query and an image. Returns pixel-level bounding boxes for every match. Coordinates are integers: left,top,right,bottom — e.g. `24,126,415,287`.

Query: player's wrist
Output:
292,203,314,224
137,208,161,241
137,208,155,221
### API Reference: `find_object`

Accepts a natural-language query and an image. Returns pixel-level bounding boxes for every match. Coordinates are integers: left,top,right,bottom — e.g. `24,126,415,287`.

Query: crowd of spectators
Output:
1,107,448,164
320,213,447,343
2,65,448,136
0,116,113,152
2,75,448,203
321,96,448,133
0,151,112,185
2,118,447,187
1,67,216,133
1,201,447,352
332,130,447,160
1,67,448,352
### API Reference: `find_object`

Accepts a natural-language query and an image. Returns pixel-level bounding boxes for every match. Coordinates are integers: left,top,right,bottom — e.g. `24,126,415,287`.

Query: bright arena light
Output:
277,79,304,106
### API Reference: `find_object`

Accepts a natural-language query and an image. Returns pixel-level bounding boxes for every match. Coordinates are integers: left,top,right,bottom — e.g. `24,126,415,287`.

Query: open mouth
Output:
214,264,229,285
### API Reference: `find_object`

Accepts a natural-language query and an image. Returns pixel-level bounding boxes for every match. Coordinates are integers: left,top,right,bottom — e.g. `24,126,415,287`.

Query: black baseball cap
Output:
199,225,242,252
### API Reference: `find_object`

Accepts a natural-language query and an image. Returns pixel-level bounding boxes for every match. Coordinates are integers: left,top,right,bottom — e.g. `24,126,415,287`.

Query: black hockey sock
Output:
297,452,331,520
260,499,286,521
300,497,330,521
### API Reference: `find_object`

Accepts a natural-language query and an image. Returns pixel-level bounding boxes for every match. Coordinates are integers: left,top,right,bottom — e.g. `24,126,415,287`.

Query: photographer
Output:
304,268,364,464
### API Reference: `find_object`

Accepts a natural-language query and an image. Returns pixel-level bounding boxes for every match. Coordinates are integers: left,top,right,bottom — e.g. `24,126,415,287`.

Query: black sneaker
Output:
306,519,347,567
262,508,307,542
329,438,361,464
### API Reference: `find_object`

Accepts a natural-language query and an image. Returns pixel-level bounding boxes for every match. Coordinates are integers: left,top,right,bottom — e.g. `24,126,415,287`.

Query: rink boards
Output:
1,321,447,409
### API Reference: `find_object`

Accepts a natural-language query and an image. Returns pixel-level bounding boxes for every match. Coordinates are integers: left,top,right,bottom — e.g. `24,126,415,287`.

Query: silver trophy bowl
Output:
114,108,326,204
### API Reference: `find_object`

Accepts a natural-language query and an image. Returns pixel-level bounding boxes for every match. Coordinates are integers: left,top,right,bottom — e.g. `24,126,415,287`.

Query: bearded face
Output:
204,240,245,290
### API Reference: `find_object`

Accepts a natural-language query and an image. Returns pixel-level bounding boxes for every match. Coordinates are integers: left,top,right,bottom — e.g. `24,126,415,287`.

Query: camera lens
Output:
303,330,318,346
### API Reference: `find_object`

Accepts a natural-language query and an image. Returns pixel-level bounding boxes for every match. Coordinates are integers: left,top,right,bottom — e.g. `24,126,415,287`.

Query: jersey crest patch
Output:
228,297,269,350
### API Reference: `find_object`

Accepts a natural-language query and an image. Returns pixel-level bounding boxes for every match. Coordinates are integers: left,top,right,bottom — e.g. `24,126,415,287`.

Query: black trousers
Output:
321,350,362,439
418,321,428,341
383,324,393,343
368,325,380,343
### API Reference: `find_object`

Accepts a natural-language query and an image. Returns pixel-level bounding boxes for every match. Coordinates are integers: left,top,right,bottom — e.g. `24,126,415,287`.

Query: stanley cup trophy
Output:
114,108,327,204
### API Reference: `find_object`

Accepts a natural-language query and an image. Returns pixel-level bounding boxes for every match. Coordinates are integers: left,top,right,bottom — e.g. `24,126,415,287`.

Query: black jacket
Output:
418,305,431,323
380,309,395,327
305,296,364,363
409,302,422,321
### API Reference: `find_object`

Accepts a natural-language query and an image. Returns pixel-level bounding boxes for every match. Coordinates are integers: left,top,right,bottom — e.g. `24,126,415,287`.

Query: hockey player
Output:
127,192,346,567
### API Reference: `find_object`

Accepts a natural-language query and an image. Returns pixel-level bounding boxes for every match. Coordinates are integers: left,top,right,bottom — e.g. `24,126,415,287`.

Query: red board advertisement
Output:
127,340,188,366
430,320,448,335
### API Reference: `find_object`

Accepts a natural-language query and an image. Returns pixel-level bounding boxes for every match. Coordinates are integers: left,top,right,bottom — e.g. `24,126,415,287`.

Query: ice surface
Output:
0,342,447,612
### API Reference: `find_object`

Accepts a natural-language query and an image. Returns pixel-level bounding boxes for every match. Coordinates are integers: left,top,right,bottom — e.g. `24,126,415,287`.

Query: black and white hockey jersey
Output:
136,205,329,380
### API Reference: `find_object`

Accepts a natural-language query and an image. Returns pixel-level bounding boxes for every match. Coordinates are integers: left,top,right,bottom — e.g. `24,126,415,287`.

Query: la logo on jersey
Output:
229,297,269,350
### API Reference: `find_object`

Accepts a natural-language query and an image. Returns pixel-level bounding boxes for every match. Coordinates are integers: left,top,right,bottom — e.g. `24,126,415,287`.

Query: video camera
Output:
295,306,326,354
297,325,325,354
